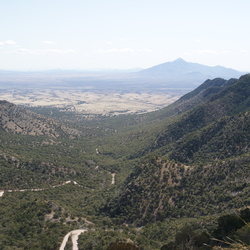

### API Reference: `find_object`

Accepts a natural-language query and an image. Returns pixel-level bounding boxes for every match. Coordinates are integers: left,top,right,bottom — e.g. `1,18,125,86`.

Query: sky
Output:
1,0,250,71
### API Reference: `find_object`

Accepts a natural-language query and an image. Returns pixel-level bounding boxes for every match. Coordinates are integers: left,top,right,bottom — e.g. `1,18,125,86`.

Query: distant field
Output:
0,89,186,116
0,72,190,115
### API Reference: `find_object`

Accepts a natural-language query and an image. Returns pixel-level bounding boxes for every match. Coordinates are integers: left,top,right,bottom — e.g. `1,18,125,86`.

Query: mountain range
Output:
135,58,244,88
0,58,245,90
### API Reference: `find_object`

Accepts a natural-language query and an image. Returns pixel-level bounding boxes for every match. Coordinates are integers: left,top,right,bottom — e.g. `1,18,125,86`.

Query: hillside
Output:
104,156,250,226
152,73,250,158
95,75,250,162
99,77,238,131
0,100,81,138
103,74,250,226
1,75,250,249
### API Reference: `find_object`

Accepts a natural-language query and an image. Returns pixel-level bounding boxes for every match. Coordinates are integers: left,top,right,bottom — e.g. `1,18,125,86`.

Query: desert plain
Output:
0,88,185,116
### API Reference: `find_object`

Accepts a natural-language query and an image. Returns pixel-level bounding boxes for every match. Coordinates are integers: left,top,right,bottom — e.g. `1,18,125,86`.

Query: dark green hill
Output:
104,156,250,225
170,111,250,163
99,75,250,162
103,74,250,225
85,77,240,160
147,74,250,161
1,75,250,248
103,77,238,131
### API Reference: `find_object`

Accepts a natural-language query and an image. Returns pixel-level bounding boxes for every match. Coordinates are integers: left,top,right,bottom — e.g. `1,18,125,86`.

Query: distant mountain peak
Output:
137,58,243,84
173,58,187,63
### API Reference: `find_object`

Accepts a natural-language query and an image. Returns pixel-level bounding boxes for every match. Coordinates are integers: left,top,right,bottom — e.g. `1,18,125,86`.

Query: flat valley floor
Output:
0,89,186,116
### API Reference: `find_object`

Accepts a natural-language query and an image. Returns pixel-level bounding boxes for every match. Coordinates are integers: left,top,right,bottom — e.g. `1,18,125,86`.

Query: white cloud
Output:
240,49,248,54
8,48,76,55
95,48,135,53
194,39,202,43
46,49,76,54
184,50,192,56
14,48,31,54
42,40,57,45
138,49,152,53
95,48,152,54
184,49,218,55
197,49,218,55
221,50,230,54
0,40,17,46
106,41,113,46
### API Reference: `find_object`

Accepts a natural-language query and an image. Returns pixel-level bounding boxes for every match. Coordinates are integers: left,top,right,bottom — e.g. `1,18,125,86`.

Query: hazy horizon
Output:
0,58,248,74
1,0,250,71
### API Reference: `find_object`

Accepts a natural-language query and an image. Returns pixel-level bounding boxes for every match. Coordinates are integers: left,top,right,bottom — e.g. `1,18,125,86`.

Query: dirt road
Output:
59,229,87,250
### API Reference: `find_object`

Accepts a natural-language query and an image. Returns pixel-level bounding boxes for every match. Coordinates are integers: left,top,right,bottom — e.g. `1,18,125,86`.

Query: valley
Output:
0,88,185,116
2,0,250,246
0,68,250,249
0,58,243,117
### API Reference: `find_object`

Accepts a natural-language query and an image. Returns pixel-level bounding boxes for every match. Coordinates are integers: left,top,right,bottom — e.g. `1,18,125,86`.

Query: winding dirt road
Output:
59,229,87,250
0,180,81,198
1,181,89,250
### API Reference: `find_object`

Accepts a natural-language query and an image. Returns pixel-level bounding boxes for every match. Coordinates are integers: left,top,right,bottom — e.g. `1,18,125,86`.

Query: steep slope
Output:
0,150,79,189
170,111,250,163
0,100,112,191
105,156,250,225
103,74,250,225
0,100,81,138
91,75,249,162
111,77,238,130
150,74,250,161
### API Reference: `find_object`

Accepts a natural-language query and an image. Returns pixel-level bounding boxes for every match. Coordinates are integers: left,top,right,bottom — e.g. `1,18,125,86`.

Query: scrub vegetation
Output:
0,75,250,249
